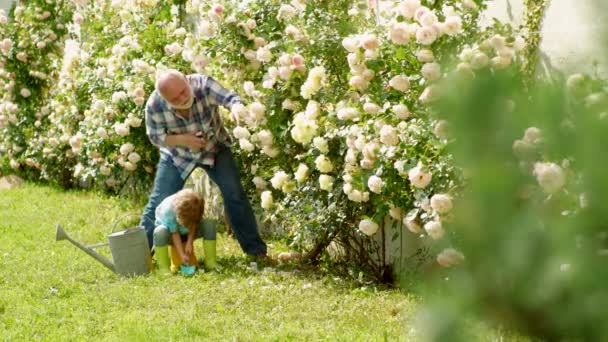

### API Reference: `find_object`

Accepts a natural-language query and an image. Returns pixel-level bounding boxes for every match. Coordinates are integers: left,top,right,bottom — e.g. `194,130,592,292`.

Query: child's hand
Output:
185,241,193,257
180,252,189,265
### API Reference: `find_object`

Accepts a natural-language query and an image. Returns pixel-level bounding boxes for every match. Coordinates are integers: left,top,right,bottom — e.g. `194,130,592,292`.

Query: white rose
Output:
319,174,334,191
419,11,438,27
277,4,297,21
261,191,274,209
442,16,462,36
523,127,542,144
421,62,441,81
233,126,251,139
367,175,384,194
389,22,410,45
363,102,381,115
389,75,410,92
424,220,444,239
122,161,137,171
253,176,267,190
430,194,453,214
313,137,329,153
393,104,410,120
358,219,379,236
348,189,363,202
257,130,273,146
249,102,266,119
282,99,299,111
336,107,359,121
262,146,279,158
416,49,434,62
349,75,368,91
119,143,134,155
270,171,290,190
360,34,379,50
398,0,421,18
512,139,535,160
239,138,255,152
408,162,432,188
389,207,402,220
127,152,141,164
415,26,437,45
533,162,566,194
133,97,145,106
470,52,489,69
96,127,108,139
315,155,333,173
380,125,399,146
20,88,31,98
341,37,359,52
404,217,423,234
256,47,272,63
462,0,478,9
437,248,465,267
100,165,112,176
433,120,449,140
491,56,512,70
294,163,309,183
279,66,293,80
419,85,440,104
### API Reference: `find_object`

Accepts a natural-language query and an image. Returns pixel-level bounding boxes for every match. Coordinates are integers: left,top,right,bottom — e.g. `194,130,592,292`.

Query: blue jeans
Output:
140,145,267,255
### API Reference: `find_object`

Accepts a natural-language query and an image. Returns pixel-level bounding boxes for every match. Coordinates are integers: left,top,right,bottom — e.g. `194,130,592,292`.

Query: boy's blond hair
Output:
173,189,204,229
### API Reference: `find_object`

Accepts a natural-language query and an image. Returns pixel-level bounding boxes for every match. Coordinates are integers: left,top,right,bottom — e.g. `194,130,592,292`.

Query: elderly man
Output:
139,69,268,261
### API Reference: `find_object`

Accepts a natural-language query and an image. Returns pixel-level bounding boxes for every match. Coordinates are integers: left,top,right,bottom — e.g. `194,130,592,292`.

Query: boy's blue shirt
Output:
154,193,190,235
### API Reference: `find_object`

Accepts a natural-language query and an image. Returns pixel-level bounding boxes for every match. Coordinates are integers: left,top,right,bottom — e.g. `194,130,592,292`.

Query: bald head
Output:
156,70,194,109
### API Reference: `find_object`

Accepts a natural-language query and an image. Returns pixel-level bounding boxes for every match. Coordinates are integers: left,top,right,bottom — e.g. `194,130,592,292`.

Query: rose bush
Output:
0,0,527,280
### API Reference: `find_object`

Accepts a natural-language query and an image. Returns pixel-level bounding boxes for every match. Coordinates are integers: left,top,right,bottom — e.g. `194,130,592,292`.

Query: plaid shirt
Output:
145,74,241,179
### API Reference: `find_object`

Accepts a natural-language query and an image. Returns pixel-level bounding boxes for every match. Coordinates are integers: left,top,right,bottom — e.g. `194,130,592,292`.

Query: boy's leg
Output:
201,146,267,256
139,154,186,250
152,225,171,273
195,219,218,269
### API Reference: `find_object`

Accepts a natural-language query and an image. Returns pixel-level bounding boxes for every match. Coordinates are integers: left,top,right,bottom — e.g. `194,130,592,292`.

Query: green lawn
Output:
0,184,411,341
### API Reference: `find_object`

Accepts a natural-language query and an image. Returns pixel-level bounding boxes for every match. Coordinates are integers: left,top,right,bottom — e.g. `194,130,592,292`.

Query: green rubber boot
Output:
203,239,217,270
154,246,171,274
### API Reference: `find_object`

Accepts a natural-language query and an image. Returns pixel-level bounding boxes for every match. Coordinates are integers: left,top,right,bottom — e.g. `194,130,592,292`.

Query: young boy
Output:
153,188,217,273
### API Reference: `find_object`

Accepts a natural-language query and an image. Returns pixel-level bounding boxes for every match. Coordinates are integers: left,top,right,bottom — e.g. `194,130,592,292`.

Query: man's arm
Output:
145,105,205,150
202,75,243,110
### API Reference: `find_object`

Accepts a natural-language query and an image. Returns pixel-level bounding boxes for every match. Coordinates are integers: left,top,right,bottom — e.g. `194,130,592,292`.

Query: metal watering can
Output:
55,219,152,276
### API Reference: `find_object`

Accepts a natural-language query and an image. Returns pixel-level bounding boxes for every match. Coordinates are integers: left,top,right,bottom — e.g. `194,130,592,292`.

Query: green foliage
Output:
416,66,608,340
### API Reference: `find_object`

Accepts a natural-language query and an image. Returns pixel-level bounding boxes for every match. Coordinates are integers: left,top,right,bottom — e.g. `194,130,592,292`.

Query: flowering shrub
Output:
0,0,526,280
0,1,72,184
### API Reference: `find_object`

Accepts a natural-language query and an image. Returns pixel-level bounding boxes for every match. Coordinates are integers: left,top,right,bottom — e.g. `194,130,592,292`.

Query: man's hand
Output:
166,133,206,150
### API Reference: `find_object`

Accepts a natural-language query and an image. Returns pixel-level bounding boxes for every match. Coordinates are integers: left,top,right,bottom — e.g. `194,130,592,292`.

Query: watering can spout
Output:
55,224,116,273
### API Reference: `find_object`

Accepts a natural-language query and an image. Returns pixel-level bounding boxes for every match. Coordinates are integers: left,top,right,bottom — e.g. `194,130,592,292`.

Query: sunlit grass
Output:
0,183,411,341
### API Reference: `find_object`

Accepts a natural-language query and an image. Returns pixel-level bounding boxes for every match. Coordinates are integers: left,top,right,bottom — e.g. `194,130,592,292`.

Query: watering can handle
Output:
110,213,143,233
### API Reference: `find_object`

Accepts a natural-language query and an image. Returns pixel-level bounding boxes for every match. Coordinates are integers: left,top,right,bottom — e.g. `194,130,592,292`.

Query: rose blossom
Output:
359,219,379,236
424,220,444,239
408,162,432,188
367,175,384,194
430,194,453,214
437,248,465,267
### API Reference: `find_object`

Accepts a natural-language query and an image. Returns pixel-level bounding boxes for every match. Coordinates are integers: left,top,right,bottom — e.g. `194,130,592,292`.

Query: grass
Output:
0,183,412,341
